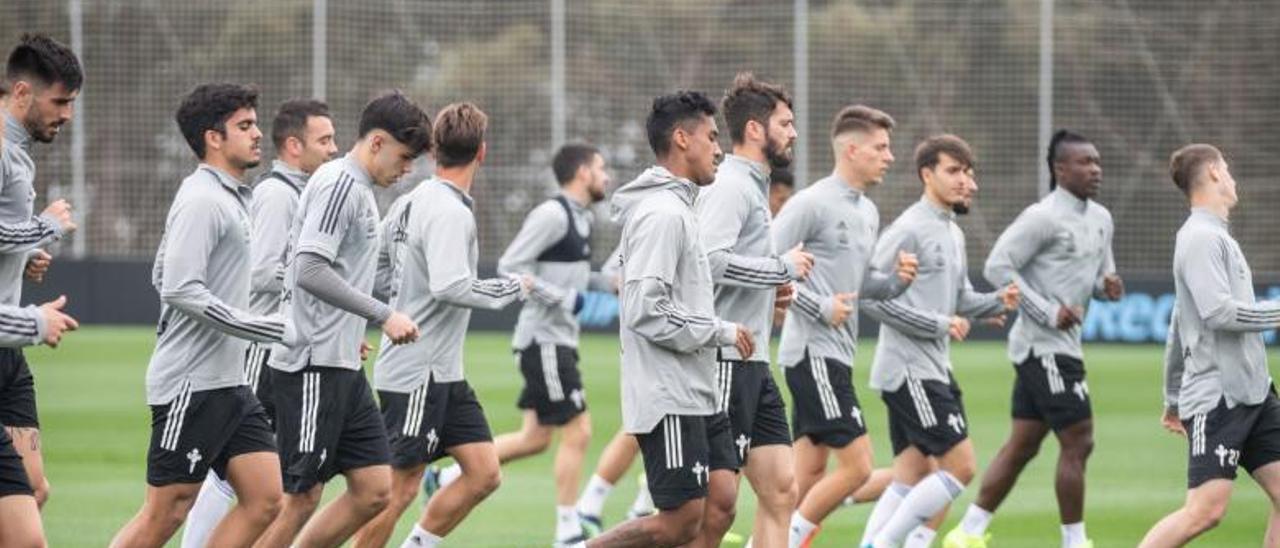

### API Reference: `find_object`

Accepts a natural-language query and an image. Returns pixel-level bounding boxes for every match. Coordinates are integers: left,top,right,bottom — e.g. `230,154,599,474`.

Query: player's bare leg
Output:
207,451,282,546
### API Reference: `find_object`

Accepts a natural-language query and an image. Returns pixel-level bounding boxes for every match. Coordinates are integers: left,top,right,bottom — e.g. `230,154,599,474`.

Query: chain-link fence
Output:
4,0,1279,276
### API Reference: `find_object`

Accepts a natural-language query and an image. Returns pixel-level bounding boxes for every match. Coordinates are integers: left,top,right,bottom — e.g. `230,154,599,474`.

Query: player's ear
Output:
476,141,488,165
204,128,224,154
672,127,689,152
746,119,764,144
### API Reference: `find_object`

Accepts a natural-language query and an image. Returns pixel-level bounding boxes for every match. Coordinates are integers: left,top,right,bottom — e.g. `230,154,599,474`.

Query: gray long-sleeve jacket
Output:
1163,208,1279,417
146,165,288,405
611,166,738,434
865,199,1004,391
984,187,1116,363
696,154,798,362
248,160,308,315
498,193,611,350
0,115,67,307
772,173,905,368
270,154,383,373
374,177,526,392
0,305,53,348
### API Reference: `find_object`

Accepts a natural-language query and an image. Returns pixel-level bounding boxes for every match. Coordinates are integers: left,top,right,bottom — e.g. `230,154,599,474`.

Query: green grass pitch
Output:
28,327,1275,546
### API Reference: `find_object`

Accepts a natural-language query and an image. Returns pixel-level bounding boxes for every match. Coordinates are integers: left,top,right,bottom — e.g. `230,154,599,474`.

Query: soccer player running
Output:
692,72,814,548
946,130,1122,548
353,102,544,547
180,98,337,548
416,143,614,546
0,76,81,548
1139,144,1280,547
0,34,82,510
110,83,289,548
771,105,917,548
255,92,428,548
858,135,1018,548
583,91,753,548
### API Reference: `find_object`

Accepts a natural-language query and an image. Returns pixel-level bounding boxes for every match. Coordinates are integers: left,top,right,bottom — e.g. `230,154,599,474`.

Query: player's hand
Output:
359,340,372,361
1161,408,1185,436
38,295,78,348
948,316,971,341
829,292,857,327
734,324,755,359
895,251,919,285
1056,303,1083,330
41,199,77,235
24,249,52,283
1000,281,1020,311
382,311,419,345
1103,273,1125,301
981,314,1007,328
774,283,795,312
784,243,815,280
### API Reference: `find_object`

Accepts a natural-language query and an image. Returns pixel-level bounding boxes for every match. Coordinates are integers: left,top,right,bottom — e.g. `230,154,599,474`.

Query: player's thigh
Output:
890,446,934,485
1251,460,1280,505
1184,478,1234,521
341,464,392,499
562,411,592,444
144,481,204,517
0,493,42,547
448,441,500,479
831,433,873,474
937,438,976,477
743,443,794,488
4,427,44,482
224,451,283,504
792,436,827,474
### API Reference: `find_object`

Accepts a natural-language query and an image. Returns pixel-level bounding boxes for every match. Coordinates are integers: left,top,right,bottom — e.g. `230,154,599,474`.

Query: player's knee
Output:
659,505,704,545
469,467,502,499
706,490,736,529
360,486,391,516
244,490,284,524
391,475,421,506
1063,434,1094,462
32,478,49,508
759,475,798,511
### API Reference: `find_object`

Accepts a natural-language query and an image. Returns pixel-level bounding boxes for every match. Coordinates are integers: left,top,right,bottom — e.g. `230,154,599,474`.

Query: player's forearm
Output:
862,299,949,339
161,283,287,343
1005,273,1057,327
0,215,60,254
1162,315,1184,413
0,305,45,347
624,277,734,353
957,289,1005,319
295,252,392,325
860,270,905,301
435,276,524,310
790,286,831,323
708,249,793,289
1204,299,1280,332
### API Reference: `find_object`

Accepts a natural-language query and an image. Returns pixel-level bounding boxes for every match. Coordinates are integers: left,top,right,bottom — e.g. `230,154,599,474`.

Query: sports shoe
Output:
553,533,589,547
577,512,603,538
942,526,990,548
421,465,442,505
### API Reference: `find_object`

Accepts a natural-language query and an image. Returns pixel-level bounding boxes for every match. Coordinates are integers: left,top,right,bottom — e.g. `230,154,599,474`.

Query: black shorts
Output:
784,352,866,448
882,374,969,457
516,344,587,426
1184,389,1280,489
637,414,733,510
716,358,791,465
1011,353,1092,431
381,379,493,469
244,342,275,428
0,428,31,497
146,385,276,487
0,348,38,428
272,366,390,494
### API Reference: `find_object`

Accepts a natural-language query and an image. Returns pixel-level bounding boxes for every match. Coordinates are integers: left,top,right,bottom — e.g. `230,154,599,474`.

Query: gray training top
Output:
865,199,1004,392
772,173,905,368
984,186,1116,363
1163,208,1280,418
271,154,382,372
374,177,527,392
0,115,67,307
248,160,308,315
146,165,287,405
498,193,611,350
695,154,799,362
611,166,738,434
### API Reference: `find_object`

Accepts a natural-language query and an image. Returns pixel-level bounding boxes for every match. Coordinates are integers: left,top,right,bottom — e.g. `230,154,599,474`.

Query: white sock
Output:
1061,522,1087,548
873,471,965,547
903,525,937,548
575,474,613,517
439,463,463,488
556,505,583,541
788,511,818,548
960,504,993,536
180,474,236,548
401,523,443,548
628,480,654,516
860,481,911,546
